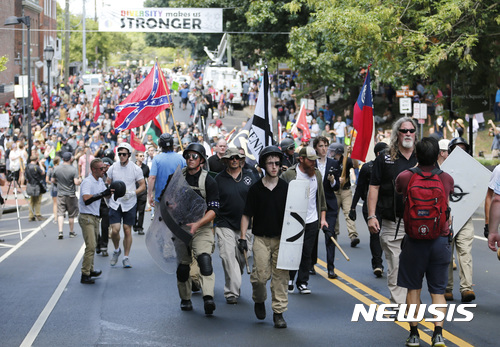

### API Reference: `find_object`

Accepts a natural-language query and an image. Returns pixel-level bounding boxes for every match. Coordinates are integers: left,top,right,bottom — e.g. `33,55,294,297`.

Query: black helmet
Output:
258,145,284,168
183,143,207,163
110,180,126,201
103,148,115,160
158,133,173,150
280,137,295,152
448,137,470,153
328,143,344,156
374,142,389,155
102,157,114,166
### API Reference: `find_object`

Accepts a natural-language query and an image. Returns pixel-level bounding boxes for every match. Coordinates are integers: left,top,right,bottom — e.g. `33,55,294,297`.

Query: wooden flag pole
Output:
156,59,184,152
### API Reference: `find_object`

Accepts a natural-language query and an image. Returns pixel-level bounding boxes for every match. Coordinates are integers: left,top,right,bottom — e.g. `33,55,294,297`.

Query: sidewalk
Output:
1,182,51,214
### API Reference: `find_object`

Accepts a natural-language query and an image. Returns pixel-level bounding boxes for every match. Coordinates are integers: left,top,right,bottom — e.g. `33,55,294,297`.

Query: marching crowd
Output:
1,67,500,347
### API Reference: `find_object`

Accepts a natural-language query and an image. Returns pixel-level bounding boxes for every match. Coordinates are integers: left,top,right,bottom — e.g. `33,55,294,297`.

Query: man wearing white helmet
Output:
106,142,146,268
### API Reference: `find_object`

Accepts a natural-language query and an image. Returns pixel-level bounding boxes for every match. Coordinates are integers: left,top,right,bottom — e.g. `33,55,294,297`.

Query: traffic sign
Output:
399,97,412,114
396,85,415,98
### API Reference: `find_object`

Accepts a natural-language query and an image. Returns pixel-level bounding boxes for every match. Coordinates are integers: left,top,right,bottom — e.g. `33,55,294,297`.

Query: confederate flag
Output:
114,62,170,133
351,66,374,162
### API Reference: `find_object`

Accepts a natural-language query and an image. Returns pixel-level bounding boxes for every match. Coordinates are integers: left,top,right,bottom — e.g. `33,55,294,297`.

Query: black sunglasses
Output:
118,152,129,157
228,156,242,161
398,128,416,134
185,153,199,160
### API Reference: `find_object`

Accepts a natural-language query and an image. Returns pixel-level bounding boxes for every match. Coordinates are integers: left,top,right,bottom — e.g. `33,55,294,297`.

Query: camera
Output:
0,164,6,174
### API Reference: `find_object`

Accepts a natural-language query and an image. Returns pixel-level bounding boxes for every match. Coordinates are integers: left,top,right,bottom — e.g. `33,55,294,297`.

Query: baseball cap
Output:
62,152,72,161
299,146,319,160
221,147,245,160
438,139,450,151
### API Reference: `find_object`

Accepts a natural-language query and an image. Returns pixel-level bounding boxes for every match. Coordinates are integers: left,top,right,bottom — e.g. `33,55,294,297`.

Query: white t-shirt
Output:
296,166,318,223
489,164,500,194
334,121,347,137
107,161,144,212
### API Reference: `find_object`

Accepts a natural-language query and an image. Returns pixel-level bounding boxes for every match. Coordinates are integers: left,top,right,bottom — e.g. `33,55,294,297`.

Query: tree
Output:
0,56,7,73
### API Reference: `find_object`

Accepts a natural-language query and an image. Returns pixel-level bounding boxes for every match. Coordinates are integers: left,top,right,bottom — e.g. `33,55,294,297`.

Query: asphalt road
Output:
0,102,498,346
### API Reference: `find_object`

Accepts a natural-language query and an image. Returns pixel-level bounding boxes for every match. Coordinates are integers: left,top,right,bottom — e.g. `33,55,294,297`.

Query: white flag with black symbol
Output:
247,68,273,163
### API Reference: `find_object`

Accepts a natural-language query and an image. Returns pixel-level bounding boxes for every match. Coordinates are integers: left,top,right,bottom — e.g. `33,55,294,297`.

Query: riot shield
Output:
145,213,177,274
159,166,207,245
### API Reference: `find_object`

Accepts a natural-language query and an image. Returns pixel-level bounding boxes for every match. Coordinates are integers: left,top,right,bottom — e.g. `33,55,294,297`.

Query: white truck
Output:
203,65,243,107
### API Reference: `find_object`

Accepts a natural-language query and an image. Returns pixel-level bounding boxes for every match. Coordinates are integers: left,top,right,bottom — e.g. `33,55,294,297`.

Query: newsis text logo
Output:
351,304,476,322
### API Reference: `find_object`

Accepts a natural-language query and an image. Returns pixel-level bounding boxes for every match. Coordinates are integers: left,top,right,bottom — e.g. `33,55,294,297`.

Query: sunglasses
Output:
118,152,129,157
398,128,416,134
228,156,242,161
93,166,105,170
185,153,199,160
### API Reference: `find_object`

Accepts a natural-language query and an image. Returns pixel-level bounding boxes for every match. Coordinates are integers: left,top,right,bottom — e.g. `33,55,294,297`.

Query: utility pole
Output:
82,0,87,74
64,0,69,81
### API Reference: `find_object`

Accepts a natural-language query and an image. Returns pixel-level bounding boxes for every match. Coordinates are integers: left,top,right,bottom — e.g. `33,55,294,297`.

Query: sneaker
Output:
254,302,266,320
110,249,121,266
226,296,238,305
406,333,420,347
444,291,454,301
287,280,294,293
350,237,360,247
203,295,216,315
58,232,63,240
273,312,287,329
461,290,475,303
373,268,383,278
122,258,132,268
297,284,311,295
180,299,193,311
69,231,77,238
102,250,109,257
138,229,145,235
431,333,446,347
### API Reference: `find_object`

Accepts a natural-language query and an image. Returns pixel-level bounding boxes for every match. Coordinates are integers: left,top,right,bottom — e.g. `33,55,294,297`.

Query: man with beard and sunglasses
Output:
172,143,220,316
367,117,418,310
106,142,146,269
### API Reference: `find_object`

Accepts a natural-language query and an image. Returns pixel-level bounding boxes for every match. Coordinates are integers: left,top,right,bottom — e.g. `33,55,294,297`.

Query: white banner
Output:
99,8,223,33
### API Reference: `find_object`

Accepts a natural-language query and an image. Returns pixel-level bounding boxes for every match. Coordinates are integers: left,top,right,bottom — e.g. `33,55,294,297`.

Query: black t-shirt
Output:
185,169,220,214
208,154,225,173
215,168,256,230
243,178,288,238
370,150,417,221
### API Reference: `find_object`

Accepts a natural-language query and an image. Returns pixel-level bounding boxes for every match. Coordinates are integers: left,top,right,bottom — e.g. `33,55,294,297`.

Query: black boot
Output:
273,312,287,328
81,274,95,284
203,295,216,315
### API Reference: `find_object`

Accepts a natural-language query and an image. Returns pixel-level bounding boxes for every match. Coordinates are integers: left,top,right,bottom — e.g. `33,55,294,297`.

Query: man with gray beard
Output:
367,117,418,310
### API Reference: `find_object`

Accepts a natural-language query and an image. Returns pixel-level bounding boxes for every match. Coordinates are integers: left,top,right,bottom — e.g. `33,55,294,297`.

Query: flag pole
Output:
156,59,184,152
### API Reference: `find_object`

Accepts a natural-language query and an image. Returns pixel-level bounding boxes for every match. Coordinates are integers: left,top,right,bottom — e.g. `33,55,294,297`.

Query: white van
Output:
203,66,243,106
82,74,103,100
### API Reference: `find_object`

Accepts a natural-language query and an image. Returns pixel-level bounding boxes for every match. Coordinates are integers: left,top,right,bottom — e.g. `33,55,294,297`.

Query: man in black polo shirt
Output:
367,117,418,308
207,138,227,173
214,147,256,305
241,146,288,328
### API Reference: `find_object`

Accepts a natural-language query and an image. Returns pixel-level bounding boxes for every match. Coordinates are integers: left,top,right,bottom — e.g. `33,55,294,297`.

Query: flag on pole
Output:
93,89,101,122
290,103,311,142
247,68,273,163
32,82,41,111
114,62,171,133
130,130,146,152
351,66,374,162
228,119,257,167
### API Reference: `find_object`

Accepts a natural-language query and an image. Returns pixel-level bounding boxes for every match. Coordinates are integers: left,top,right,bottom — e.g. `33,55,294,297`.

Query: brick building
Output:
0,0,57,106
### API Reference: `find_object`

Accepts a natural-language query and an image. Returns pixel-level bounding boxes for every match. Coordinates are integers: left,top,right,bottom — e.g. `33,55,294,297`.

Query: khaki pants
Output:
79,214,100,276
174,225,215,300
215,227,253,299
447,218,474,293
335,188,358,239
29,195,42,218
379,219,407,305
251,236,288,314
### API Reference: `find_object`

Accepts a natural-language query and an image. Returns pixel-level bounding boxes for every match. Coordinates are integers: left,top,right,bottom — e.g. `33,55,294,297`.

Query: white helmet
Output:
116,142,133,154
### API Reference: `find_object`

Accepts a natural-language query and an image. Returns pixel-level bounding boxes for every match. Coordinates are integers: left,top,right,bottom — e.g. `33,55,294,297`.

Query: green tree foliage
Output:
56,3,132,70
0,56,7,72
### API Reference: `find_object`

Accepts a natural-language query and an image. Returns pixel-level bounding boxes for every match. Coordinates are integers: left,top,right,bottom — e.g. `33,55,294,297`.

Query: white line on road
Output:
0,215,54,265
20,242,85,347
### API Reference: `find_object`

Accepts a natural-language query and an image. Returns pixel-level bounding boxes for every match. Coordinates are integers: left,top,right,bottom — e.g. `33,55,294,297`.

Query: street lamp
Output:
5,16,32,152
44,45,54,121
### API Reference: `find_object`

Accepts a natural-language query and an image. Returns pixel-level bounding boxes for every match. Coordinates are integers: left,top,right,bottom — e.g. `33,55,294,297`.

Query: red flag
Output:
93,89,101,122
130,130,146,152
351,66,374,162
32,82,41,111
114,62,171,133
291,103,311,141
